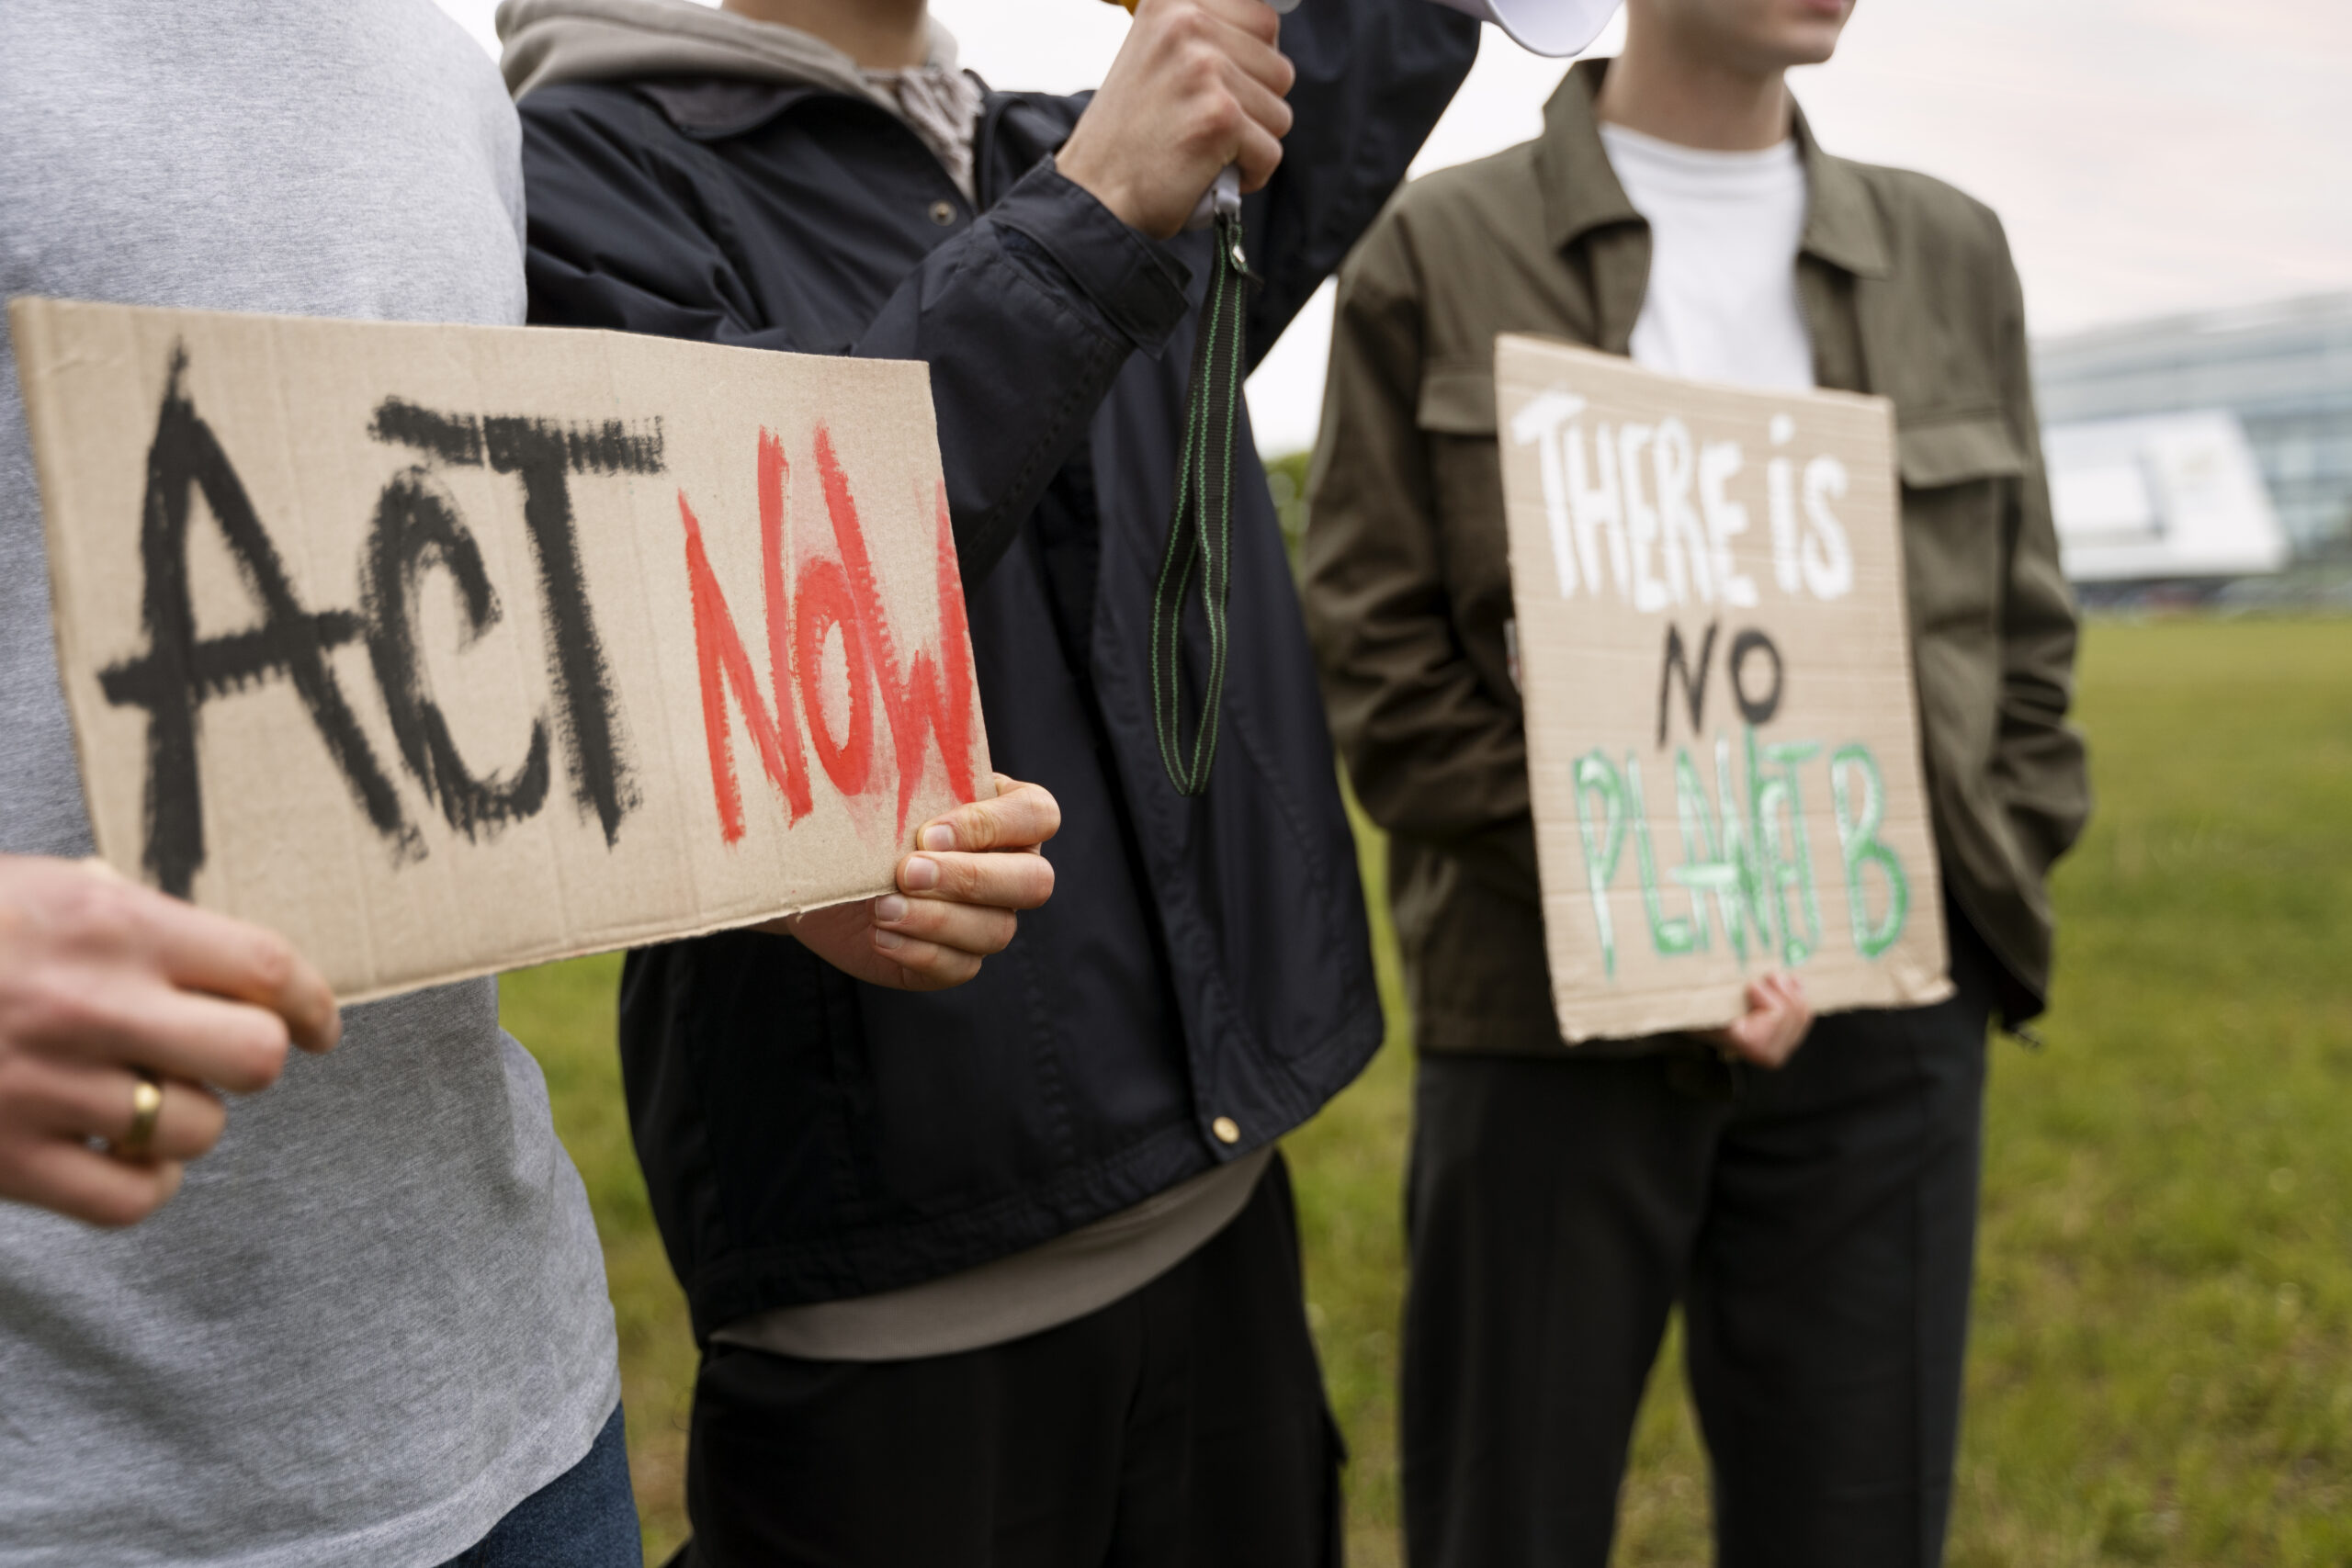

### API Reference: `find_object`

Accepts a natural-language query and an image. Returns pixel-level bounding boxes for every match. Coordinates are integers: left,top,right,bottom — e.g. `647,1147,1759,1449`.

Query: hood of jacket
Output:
498,0,956,104
496,0,981,196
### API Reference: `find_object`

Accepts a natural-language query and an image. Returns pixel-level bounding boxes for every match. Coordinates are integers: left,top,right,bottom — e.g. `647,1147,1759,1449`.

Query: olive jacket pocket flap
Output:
1897,412,2025,490
1417,363,1498,436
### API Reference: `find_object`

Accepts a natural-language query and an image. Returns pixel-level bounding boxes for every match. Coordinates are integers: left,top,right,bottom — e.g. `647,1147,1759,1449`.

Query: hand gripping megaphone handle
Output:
1189,0,1303,228
1189,167,1243,232
1098,0,1302,232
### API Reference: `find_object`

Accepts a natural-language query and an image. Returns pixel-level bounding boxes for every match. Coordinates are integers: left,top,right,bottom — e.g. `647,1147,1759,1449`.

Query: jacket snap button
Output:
1211,1116,1240,1145
928,199,956,227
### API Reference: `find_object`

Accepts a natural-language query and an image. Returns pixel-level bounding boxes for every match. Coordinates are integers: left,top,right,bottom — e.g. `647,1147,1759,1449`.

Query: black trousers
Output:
678,1154,1342,1568
1401,924,1997,1568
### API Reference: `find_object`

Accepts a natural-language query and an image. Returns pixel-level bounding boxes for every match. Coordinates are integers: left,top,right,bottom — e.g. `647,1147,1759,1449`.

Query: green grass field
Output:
501,616,2352,1565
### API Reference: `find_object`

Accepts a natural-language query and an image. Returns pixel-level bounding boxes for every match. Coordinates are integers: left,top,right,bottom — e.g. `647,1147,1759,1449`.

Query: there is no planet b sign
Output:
1494,333,1951,1043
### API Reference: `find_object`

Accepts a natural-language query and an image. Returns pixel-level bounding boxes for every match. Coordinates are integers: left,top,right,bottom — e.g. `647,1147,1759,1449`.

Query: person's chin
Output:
1773,22,1847,67
1778,0,1851,56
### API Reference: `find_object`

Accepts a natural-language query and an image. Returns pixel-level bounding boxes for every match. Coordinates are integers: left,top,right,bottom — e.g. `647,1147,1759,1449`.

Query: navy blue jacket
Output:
518,2,1477,1340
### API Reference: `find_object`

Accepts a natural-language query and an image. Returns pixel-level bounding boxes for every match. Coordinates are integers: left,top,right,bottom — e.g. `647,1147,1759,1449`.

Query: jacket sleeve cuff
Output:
989,156,1194,354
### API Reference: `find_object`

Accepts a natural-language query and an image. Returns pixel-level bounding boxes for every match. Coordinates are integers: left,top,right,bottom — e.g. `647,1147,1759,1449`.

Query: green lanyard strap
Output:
1150,209,1259,797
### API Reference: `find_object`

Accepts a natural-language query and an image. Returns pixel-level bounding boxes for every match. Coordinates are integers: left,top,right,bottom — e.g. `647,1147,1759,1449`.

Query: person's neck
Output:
719,0,930,70
1594,26,1793,152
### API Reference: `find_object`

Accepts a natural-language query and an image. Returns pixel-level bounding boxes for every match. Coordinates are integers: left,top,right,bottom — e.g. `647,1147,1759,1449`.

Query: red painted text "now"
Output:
679,425,979,843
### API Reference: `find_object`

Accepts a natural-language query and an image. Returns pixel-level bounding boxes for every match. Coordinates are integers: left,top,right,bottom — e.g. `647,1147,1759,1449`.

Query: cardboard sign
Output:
11,298,990,1003
1494,334,1950,1043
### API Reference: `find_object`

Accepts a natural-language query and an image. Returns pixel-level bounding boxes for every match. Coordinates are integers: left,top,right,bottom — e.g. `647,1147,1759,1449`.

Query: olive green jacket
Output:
1302,61,2089,1051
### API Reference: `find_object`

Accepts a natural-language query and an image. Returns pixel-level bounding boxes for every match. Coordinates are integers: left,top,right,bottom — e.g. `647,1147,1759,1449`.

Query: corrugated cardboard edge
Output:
330,883,891,1006
1496,332,1905,427
1850,388,1957,1018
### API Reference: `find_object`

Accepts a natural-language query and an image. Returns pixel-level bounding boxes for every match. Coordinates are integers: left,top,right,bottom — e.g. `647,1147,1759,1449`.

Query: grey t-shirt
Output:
0,6,619,1563
717,1147,1272,1361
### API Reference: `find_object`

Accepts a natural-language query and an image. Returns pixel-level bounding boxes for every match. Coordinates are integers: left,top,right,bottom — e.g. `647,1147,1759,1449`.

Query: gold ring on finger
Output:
116,1070,164,1164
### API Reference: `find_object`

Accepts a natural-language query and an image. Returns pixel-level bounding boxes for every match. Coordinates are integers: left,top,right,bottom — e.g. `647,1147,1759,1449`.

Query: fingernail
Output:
873,928,905,951
903,856,940,891
920,824,956,852
876,894,910,924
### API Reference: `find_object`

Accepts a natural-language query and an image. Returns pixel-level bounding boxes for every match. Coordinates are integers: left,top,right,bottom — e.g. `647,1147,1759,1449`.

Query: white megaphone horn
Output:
1425,0,1622,58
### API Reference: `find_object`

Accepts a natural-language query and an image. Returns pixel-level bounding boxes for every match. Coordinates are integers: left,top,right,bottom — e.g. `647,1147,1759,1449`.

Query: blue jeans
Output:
436,1404,639,1568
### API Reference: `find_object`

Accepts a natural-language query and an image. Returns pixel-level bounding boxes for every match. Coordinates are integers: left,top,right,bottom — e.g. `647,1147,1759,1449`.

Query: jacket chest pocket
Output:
1415,364,1518,679
1897,411,2026,637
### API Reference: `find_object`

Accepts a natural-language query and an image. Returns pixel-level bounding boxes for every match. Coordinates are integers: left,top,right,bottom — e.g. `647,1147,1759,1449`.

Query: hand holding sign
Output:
1701,971,1813,1070
775,774,1060,991
0,854,338,1226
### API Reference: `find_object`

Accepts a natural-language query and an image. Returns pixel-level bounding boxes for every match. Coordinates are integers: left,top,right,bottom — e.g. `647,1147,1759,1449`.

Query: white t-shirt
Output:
1598,121,1815,391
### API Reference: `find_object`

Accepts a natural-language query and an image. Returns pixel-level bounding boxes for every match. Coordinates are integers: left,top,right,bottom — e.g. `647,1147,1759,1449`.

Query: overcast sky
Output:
435,0,2352,455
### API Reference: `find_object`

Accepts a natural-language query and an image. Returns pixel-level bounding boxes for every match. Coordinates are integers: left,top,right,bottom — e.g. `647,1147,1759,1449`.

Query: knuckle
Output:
997,864,1046,912
19,973,98,1045
944,856,989,903
242,931,297,997
1182,43,1225,91
56,880,139,954
1015,793,1061,841
978,913,1019,955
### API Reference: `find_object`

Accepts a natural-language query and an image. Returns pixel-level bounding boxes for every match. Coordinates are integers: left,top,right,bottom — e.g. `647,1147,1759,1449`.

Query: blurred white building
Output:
2041,412,2290,585
2034,294,2352,588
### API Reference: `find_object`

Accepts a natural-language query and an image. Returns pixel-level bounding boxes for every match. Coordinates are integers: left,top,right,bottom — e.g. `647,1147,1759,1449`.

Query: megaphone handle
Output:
1184,165,1244,233
1102,0,1292,231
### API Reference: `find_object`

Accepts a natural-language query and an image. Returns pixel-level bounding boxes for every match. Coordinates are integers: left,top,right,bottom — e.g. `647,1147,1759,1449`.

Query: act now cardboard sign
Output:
1495,334,1950,1043
11,298,989,1002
